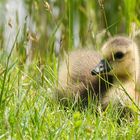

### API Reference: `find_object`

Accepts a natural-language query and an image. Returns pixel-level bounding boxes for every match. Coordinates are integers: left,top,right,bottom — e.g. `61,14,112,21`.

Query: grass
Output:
0,0,140,139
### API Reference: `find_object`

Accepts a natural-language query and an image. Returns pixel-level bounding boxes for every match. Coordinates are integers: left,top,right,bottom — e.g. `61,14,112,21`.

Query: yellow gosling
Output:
91,36,140,110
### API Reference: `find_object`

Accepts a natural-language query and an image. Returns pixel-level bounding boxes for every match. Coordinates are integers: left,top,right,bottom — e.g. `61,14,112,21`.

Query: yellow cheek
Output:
110,63,122,74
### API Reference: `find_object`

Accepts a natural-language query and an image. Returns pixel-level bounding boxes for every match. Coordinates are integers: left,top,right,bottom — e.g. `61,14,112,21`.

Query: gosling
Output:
91,36,140,110
57,49,113,106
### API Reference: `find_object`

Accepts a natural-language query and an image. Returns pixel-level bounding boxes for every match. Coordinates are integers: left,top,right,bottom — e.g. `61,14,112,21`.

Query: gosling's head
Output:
91,36,139,81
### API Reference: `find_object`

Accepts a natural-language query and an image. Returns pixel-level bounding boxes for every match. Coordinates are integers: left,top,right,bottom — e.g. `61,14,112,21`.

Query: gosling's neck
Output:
110,68,136,90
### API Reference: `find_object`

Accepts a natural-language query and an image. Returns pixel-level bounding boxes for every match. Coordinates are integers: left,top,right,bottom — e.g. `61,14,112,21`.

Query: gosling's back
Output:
59,49,101,87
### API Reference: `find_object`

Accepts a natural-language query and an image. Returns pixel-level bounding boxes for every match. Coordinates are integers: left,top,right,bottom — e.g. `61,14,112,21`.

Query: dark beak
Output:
91,59,112,75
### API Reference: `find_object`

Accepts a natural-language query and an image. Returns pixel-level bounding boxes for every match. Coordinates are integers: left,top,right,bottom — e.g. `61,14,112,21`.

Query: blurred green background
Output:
0,0,140,65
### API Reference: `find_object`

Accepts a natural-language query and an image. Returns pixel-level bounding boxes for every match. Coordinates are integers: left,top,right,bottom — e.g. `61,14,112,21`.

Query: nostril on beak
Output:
100,65,103,68
99,64,104,71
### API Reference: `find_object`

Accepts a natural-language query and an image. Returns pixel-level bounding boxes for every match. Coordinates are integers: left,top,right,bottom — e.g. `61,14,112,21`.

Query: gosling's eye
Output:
114,52,124,60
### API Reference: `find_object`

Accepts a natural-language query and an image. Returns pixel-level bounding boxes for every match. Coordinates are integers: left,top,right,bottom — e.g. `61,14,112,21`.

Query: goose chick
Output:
91,36,140,110
57,49,113,105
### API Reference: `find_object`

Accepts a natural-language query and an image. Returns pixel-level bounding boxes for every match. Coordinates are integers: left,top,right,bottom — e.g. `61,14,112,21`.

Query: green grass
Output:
0,66,140,139
0,0,140,139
